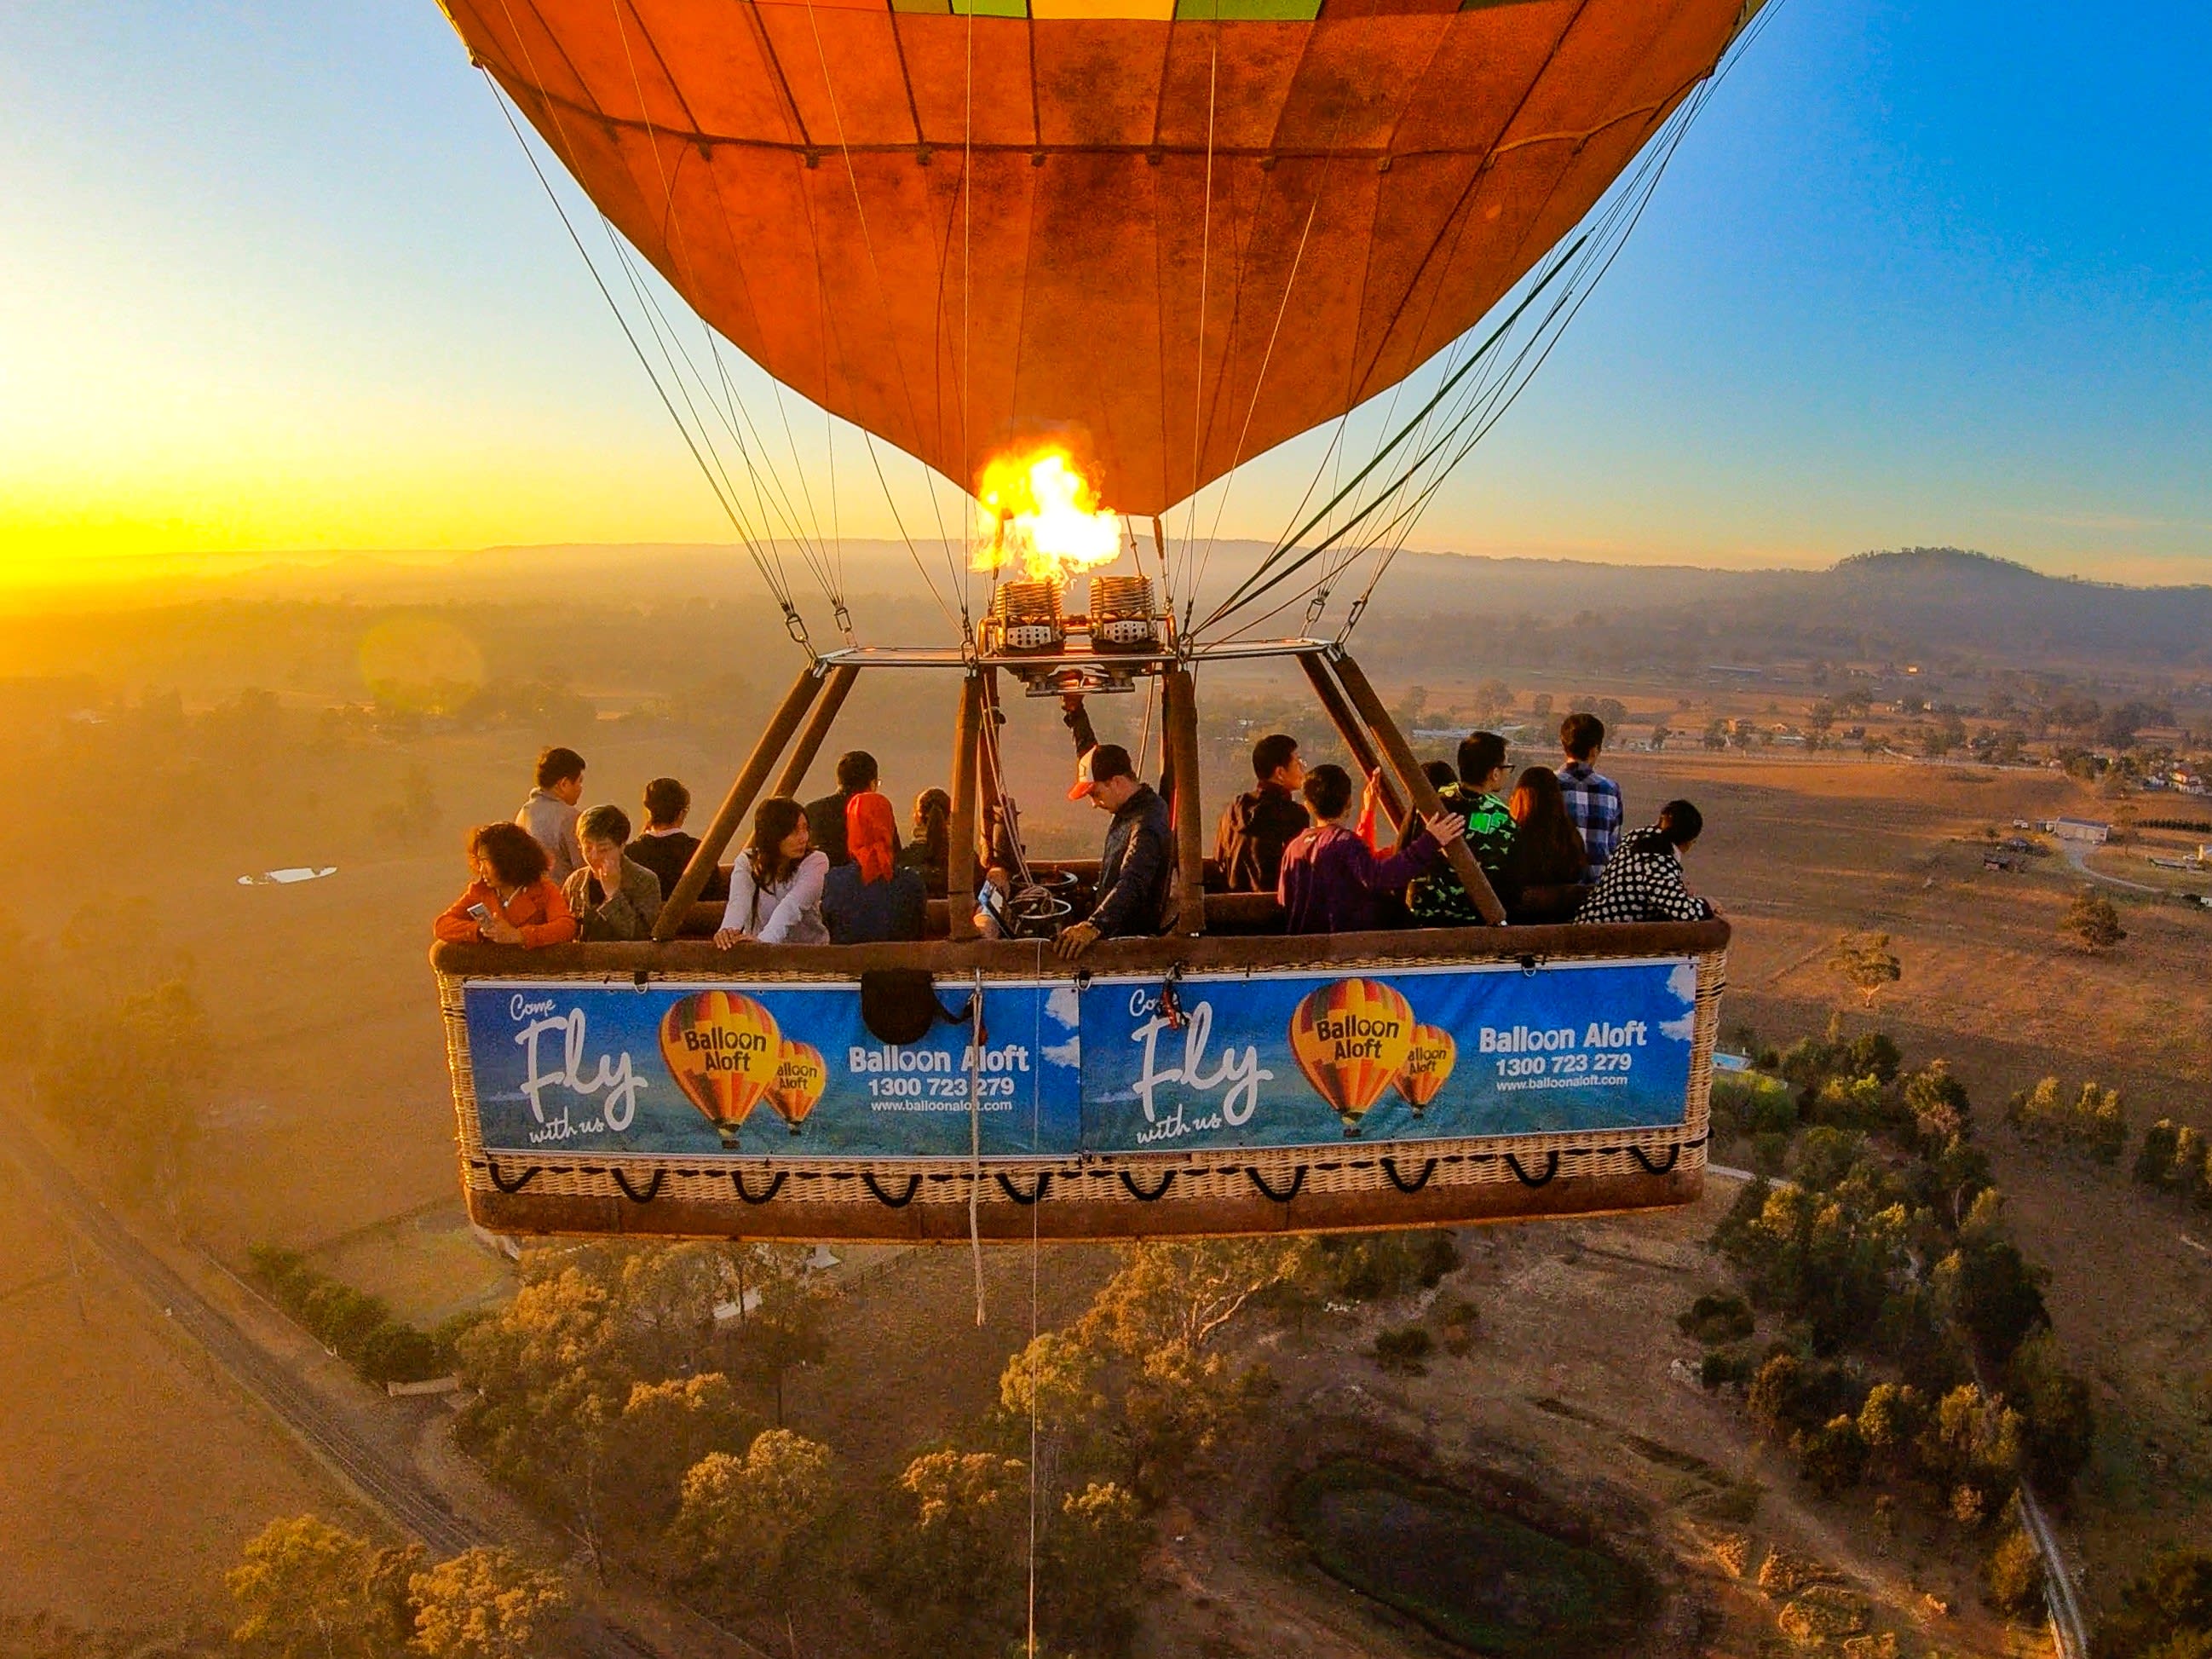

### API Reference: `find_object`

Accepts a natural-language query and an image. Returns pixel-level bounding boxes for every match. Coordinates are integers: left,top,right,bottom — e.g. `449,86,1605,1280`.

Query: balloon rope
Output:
967,971,986,1327
1024,938,1045,1659
1174,17,1220,622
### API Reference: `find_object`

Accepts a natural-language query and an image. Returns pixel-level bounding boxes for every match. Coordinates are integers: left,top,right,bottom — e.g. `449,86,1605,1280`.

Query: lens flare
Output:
973,446,1124,581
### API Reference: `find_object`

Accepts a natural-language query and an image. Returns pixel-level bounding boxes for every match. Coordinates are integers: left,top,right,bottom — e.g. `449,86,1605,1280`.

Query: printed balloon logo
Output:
764,1040,827,1136
1288,977,1415,1137
659,990,780,1148
1393,1024,1456,1115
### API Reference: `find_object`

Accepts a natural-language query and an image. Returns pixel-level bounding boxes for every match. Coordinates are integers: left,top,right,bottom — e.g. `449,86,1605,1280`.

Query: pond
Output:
1286,1458,1652,1656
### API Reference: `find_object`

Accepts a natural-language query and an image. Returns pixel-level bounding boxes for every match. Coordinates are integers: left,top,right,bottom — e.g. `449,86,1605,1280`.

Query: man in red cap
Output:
1056,740,1173,959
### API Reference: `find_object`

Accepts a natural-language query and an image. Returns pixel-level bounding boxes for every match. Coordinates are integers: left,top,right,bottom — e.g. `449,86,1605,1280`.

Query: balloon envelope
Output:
1393,1023,1455,1111
765,1039,829,1132
441,0,1755,515
660,989,781,1141
1288,976,1414,1129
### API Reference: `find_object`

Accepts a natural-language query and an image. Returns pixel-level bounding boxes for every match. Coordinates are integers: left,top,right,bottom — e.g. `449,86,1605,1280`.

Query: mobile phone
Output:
467,902,493,924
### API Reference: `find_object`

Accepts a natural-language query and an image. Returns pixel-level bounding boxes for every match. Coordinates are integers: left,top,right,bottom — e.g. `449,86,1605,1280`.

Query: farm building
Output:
2054,818,2111,845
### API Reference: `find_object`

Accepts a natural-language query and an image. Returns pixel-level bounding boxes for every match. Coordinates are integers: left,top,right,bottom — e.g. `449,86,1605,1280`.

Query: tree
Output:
2094,1550,2212,1659
1826,933,1902,1009
998,1330,1109,1502
729,1245,835,1426
607,1374,755,1533
2063,892,2126,953
670,1430,835,1612
37,976,216,1224
879,1451,1028,1653
1983,1523,2045,1618
1794,1414,1869,1495
1904,1061,1972,1148
227,1516,418,1658
407,1549,569,1659
2005,1329,2095,1497
1471,678,1512,722
1040,1482,1150,1657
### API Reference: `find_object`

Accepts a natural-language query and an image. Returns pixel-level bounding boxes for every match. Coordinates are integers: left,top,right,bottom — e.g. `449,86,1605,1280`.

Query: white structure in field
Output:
2054,818,2111,845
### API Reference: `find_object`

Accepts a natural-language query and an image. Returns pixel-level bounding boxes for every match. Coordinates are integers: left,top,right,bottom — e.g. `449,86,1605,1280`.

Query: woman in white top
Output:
715,797,831,947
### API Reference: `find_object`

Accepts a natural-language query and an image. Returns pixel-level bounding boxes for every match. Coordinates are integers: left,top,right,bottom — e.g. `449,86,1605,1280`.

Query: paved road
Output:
0,1125,665,1658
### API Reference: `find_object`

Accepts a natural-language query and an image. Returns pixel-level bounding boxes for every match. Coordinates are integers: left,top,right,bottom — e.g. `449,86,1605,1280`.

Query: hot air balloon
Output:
660,990,781,1147
428,0,1750,1241
1288,977,1415,1136
764,1040,828,1136
1393,1024,1456,1115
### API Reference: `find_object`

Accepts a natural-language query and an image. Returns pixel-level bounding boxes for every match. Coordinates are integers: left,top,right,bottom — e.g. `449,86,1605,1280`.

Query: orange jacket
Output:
434,878,578,948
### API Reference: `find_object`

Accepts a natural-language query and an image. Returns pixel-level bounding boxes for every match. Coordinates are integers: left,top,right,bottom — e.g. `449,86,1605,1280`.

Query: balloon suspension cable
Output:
479,71,820,660
1198,0,1786,647
602,0,854,642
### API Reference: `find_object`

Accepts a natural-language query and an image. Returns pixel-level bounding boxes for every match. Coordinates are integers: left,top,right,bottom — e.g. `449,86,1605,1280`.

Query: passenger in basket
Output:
824,792,928,944
805,751,896,870
1501,765,1589,925
626,776,729,903
1575,799,1716,925
1406,732,1516,924
716,797,831,947
562,804,665,942
435,821,578,948
1558,712,1623,884
1214,733,1310,892
1054,743,1173,959
901,787,952,898
1278,764,1464,935
516,746,586,886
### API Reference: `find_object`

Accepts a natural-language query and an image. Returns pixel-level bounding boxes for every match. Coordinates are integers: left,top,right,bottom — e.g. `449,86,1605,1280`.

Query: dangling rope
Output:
966,969,987,1327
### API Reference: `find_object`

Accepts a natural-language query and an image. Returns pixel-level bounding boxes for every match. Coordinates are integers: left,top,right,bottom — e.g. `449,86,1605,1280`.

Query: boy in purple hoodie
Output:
1277,764,1467,934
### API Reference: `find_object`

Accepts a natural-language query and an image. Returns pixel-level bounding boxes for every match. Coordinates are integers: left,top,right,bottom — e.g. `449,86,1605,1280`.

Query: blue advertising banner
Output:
463,981,1081,1159
1075,958,1699,1154
460,958,1698,1162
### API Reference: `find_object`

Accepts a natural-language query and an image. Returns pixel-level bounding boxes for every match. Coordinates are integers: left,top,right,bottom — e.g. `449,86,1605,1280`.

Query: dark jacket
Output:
1277,821,1443,934
1214,782,1309,893
823,862,928,944
626,828,729,902
804,788,902,871
1090,783,1175,937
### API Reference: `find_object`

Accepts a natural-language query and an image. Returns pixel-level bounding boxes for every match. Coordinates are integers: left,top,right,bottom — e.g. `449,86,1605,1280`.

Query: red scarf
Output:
847,791,897,885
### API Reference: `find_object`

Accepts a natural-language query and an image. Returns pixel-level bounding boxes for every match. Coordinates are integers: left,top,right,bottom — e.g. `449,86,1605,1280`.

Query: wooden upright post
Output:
772,663,860,798
1296,651,1406,831
1331,651,1507,926
1164,665,1207,934
652,664,829,940
947,671,985,940
976,667,1004,870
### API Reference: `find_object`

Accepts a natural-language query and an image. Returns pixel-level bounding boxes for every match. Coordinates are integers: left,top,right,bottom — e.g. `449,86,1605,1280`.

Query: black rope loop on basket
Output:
1120,1168,1176,1201
995,1171,1051,1206
733,1169,786,1205
1381,1155,1437,1195
1505,1150,1560,1188
1630,1143,1681,1175
612,1167,664,1204
485,1159,538,1194
1247,1165,1305,1203
862,1172,923,1208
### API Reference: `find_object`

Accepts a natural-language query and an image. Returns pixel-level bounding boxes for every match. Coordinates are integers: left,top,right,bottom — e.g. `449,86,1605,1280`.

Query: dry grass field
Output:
6,660,2207,1652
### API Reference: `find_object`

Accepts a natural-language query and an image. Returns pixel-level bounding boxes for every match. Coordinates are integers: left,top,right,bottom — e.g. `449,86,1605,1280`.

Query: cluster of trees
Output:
1694,1026,2094,1617
2004,1076,2129,1163
2094,1550,2212,1657
2,897,216,1228
245,1246,464,1387
2134,1120,2212,1207
226,1515,567,1659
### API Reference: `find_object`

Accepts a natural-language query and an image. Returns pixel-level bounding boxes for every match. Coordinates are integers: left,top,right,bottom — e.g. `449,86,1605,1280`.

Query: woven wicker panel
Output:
438,948,1724,1221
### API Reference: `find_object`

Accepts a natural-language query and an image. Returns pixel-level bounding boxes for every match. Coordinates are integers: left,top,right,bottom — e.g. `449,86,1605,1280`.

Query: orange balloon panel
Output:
1288,976,1414,1129
764,1039,829,1133
1393,1023,1456,1112
440,0,1753,516
659,989,781,1143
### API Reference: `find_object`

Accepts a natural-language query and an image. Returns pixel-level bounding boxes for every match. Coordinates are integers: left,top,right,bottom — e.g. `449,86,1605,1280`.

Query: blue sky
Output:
1,0,2206,583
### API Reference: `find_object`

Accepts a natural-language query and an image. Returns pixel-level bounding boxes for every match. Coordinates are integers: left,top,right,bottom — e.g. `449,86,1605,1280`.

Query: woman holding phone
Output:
434,821,579,947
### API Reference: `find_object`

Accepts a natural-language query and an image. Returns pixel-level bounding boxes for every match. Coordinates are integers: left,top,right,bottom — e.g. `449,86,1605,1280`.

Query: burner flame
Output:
973,445,1124,581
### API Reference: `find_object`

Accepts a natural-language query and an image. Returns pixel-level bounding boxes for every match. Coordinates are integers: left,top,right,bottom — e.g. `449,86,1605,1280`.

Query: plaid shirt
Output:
1558,762,1622,884
1574,830,1712,925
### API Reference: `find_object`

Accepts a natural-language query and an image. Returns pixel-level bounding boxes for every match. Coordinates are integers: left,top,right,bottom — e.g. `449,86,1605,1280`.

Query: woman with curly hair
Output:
433,821,578,947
